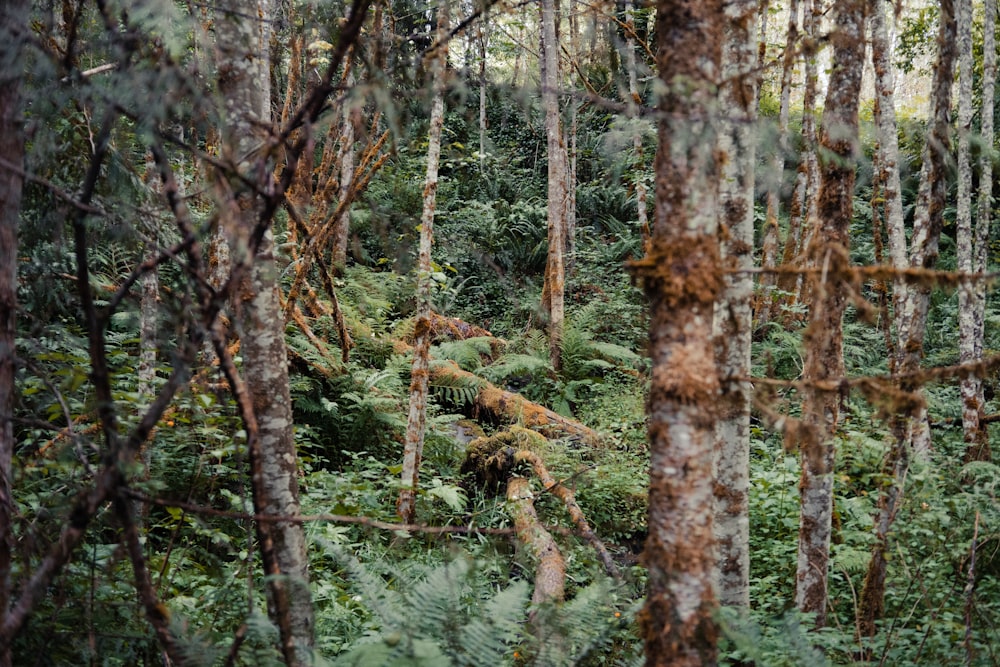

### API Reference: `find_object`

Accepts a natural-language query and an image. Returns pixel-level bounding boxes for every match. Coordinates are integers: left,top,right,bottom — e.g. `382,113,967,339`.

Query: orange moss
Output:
628,235,724,310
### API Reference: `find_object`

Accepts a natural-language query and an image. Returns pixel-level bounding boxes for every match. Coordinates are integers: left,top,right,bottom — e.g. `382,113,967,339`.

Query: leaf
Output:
426,479,467,512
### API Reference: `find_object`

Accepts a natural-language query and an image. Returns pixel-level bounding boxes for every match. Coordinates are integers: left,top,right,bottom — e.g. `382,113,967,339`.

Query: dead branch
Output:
513,450,620,580
507,477,565,605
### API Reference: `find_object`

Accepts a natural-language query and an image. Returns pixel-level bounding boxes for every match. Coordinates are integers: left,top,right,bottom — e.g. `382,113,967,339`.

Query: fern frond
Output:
479,353,551,385
433,337,495,371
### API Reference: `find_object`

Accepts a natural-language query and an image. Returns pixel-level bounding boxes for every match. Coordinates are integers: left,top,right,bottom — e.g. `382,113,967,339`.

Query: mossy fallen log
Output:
430,361,601,444
462,426,619,580
507,476,565,606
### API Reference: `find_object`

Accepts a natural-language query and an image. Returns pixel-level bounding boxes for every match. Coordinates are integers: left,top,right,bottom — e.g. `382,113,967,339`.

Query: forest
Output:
1,0,999,664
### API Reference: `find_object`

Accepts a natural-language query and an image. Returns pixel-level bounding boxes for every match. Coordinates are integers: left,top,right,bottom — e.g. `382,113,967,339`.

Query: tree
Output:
958,0,992,460
625,0,649,242
858,0,958,635
757,0,797,325
713,0,757,610
0,2,27,665
795,0,866,627
215,0,314,659
634,1,723,663
398,0,449,525
541,0,566,372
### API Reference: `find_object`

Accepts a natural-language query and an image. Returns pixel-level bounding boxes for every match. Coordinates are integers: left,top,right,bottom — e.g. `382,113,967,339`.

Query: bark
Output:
713,0,757,610
971,0,995,461
795,0,866,628
869,0,907,350
895,0,958,458
398,1,448,524
625,0,649,242
855,4,919,638
478,8,489,170
963,0,994,461
331,70,356,272
0,3,27,664
757,0,798,325
773,0,820,317
513,450,619,579
507,477,565,605
541,0,566,372
634,2,723,664
857,0,958,636
216,0,314,660
957,0,977,448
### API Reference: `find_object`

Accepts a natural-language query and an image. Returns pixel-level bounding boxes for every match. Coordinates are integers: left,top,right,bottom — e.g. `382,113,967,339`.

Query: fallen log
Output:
507,476,565,606
513,450,620,580
462,426,619,580
430,361,601,444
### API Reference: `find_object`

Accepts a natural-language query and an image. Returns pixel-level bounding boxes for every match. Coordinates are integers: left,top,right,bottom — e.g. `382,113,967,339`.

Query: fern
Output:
428,360,484,408
326,545,530,667
433,337,495,372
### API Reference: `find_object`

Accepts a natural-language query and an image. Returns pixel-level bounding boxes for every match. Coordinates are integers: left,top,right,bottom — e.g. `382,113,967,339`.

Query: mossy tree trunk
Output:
795,0,866,628
714,0,757,610
398,1,448,524
540,0,566,372
216,0,314,660
959,0,992,461
757,0,797,325
625,0,649,243
858,0,958,636
635,2,723,664
970,0,995,462
774,0,820,318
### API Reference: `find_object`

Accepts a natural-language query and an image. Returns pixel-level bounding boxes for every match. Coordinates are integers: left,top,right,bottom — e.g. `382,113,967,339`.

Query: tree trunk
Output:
773,0,820,318
971,0,995,461
398,1,448,524
635,2,723,664
478,8,489,171
957,0,995,460
795,0,866,628
757,0,798,325
0,3,27,665
540,0,565,372
713,0,757,610
857,0,958,637
895,0,958,457
331,69,356,272
216,0,314,660
625,0,649,242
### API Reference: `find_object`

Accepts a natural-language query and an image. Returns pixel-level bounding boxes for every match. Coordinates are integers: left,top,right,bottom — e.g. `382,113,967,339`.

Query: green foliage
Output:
327,550,529,667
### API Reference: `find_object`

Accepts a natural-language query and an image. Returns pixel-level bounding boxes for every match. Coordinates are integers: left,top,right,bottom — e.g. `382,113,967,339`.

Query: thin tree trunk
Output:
858,0,958,637
773,0,820,317
790,0,822,309
478,8,489,170
964,0,994,461
331,70,356,272
870,0,907,355
713,0,757,610
972,0,995,460
541,0,566,372
565,0,578,271
0,3,27,665
636,2,723,664
795,0,866,628
758,0,798,325
398,1,448,524
216,0,314,660
896,0,957,457
625,0,649,242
